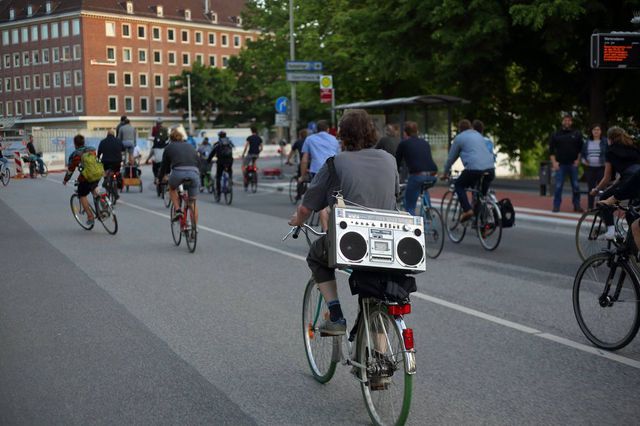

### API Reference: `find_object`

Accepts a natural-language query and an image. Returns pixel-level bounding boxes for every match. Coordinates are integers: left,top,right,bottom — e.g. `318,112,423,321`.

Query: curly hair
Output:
338,109,377,151
170,129,184,142
608,126,634,147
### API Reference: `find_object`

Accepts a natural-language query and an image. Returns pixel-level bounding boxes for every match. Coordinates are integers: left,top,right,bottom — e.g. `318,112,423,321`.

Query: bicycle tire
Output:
170,205,182,246
573,253,640,350
224,178,233,205
29,162,36,179
163,186,171,208
302,279,338,383
477,201,502,251
576,210,610,261
289,176,298,205
40,163,48,178
358,303,413,426
206,176,215,193
444,195,466,243
185,203,197,253
440,190,453,215
70,194,94,230
250,172,258,193
1,167,10,186
96,196,118,235
423,207,444,259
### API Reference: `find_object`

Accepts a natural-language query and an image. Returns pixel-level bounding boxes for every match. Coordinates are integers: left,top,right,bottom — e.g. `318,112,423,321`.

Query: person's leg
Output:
585,167,597,209
306,236,344,333
215,163,223,195
168,173,183,219
553,165,567,211
632,219,640,254
422,176,437,207
404,175,421,215
186,175,199,224
454,170,476,213
480,169,495,196
570,164,581,210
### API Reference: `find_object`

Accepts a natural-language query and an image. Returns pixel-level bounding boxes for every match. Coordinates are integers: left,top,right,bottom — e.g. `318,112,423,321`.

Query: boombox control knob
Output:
414,229,422,237
340,221,347,229
402,224,410,232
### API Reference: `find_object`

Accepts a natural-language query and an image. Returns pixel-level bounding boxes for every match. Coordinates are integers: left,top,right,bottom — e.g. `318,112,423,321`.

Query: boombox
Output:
328,205,426,273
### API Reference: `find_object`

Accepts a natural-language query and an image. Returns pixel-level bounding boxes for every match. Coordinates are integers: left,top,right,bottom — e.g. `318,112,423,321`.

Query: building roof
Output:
334,95,470,110
0,0,247,28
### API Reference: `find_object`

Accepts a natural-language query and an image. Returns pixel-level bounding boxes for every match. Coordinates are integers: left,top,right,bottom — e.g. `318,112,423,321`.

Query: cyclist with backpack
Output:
207,131,235,199
98,129,125,193
63,135,104,227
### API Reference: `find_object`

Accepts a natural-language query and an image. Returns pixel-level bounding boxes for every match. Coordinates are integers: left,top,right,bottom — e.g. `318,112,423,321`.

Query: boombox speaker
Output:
328,205,426,273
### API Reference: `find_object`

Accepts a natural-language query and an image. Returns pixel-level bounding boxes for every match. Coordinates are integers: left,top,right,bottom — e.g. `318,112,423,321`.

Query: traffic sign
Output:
286,73,321,82
319,75,333,89
275,97,288,113
320,88,333,104
275,113,290,127
286,61,323,72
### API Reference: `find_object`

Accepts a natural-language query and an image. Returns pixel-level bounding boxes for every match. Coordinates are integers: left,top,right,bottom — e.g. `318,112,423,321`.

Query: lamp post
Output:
289,0,297,143
186,73,193,135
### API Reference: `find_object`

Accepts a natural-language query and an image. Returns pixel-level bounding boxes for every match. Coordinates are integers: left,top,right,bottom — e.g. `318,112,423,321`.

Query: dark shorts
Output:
77,180,98,197
168,169,200,198
307,235,335,283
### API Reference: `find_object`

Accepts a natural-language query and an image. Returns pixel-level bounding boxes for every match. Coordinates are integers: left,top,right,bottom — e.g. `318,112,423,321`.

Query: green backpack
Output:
80,148,104,183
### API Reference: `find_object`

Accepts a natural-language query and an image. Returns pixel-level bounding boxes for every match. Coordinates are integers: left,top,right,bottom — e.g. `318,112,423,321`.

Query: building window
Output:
181,30,189,43
137,25,146,39
23,75,30,90
195,31,203,44
2,31,9,46
41,24,49,40
14,77,21,91
153,50,161,64
126,1,133,14
208,32,216,46
65,96,72,112
139,73,148,87
185,9,191,21
9,8,15,20
46,1,52,13
3,79,11,92
154,97,164,113
42,49,50,64
123,47,132,62
124,96,133,112
209,55,216,67
106,46,115,62
52,47,60,63
61,45,71,61
63,71,71,87
74,70,82,86
72,19,80,36
44,98,52,114
123,72,132,87
105,21,115,37
157,6,163,17
6,101,13,116
122,23,131,38
195,53,204,65
75,96,83,112
138,48,147,63
32,50,40,64
61,20,70,37
25,100,32,115
33,74,40,89
234,35,241,48
108,96,118,112
15,101,22,116
51,22,59,38
3,54,9,68
27,5,33,16
167,28,175,42
55,97,62,113
140,97,149,112
168,51,176,65
34,99,41,114
73,45,81,60
11,28,18,44
0,103,4,117
221,34,228,47
53,72,61,87
182,53,190,65
154,74,163,88
222,55,229,68
31,25,38,42
13,53,20,68
107,71,117,86
21,27,28,43
22,51,29,66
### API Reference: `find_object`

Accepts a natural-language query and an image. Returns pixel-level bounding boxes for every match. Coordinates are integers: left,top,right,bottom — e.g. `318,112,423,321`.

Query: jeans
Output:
404,175,437,215
553,164,580,210
0,157,7,167
216,161,233,195
454,169,495,212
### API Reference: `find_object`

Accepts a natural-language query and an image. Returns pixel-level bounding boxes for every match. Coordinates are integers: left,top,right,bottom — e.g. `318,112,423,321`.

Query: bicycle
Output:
214,164,233,205
0,161,10,186
245,164,258,193
284,224,416,426
418,179,445,259
103,168,121,205
573,202,640,350
170,181,198,253
289,175,309,205
439,171,459,216
202,169,214,194
24,153,48,178
443,173,502,251
69,181,118,234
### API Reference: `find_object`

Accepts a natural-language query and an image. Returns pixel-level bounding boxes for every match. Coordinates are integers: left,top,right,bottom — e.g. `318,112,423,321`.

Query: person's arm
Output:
63,153,79,184
549,134,559,171
286,144,296,164
259,138,263,153
159,149,170,180
443,139,461,176
300,152,310,181
207,145,217,163
289,164,330,226
97,143,103,160
591,162,613,195
242,141,249,157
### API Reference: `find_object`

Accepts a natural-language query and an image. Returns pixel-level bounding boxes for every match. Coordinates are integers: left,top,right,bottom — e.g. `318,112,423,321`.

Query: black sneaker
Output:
172,209,183,222
552,207,560,213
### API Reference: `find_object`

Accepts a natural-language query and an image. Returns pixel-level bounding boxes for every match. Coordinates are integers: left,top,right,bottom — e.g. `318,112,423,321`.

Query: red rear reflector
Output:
388,304,411,316
403,328,414,350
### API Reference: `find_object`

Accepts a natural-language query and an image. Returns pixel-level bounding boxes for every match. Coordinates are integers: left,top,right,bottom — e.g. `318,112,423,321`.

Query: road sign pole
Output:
288,0,297,143
331,88,336,129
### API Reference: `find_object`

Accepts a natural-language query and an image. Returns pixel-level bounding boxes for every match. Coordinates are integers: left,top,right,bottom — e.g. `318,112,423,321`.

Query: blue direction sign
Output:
275,97,288,113
286,61,323,72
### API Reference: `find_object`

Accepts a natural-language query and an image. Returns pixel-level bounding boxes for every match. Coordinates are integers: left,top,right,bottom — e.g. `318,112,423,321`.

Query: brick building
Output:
0,0,254,133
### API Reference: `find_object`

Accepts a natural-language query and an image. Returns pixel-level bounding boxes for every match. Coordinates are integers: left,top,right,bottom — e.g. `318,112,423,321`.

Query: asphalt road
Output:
1,164,639,425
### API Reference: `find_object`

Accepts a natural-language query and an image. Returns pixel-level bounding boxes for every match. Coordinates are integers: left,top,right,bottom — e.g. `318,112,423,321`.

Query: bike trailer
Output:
122,165,142,192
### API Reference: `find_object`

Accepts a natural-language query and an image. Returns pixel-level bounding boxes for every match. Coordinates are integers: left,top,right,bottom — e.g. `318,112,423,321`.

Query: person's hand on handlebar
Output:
288,212,304,227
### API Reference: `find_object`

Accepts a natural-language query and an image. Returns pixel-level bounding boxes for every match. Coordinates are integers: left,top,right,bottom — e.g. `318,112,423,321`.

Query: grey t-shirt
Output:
117,124,136,143
302,148,399,212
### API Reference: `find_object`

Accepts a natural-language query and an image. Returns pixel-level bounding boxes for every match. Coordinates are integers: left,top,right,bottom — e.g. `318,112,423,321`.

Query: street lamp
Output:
186,73,193,135
289,0,297,143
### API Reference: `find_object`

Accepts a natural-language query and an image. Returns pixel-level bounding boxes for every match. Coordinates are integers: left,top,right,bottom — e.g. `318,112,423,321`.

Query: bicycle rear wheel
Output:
289,176,298,204
170,205,182,246
302,279,338,383
476,201,502,251
573,253,640,350
163,185,171,208
185,203,197,253
40,163,48,178
70,194,94,230
250,172,258,193
358,304,413,426
440,190,453,215
1,167,10,186
423,207,444,259
444,196,466,243
224,176,233,205
96,196,118,235
576,210,610,261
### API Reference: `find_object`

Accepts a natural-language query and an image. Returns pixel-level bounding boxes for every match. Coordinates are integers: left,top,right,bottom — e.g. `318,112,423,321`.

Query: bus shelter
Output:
334,95,469,168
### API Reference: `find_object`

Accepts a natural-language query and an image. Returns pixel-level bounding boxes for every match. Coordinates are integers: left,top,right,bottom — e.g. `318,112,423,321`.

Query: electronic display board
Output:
591,33,640,69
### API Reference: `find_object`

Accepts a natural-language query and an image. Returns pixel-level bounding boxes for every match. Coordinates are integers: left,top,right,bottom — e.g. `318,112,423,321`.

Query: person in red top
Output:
63,135,100,226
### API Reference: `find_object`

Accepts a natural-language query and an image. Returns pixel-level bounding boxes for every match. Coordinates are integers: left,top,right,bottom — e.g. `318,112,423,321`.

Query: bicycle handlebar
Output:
282,224,326,241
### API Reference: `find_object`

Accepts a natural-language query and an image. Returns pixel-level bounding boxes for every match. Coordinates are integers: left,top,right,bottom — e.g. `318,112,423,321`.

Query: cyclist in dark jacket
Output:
207,131,235,199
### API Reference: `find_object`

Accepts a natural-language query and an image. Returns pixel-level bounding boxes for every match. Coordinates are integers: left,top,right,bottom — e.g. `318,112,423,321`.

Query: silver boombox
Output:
328,206,426,273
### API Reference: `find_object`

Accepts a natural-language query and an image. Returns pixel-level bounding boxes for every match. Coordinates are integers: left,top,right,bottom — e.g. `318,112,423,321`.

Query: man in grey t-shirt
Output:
289,110,399,336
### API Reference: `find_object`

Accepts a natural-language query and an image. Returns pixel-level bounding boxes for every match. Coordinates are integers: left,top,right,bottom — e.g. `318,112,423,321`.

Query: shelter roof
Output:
334,95,469,110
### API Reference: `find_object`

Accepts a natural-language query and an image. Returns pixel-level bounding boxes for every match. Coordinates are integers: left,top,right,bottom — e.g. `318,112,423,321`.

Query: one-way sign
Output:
286,61,323,72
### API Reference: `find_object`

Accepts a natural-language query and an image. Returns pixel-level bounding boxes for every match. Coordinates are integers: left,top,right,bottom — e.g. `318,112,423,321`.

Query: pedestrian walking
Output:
581,124,607,209
549,114,583,212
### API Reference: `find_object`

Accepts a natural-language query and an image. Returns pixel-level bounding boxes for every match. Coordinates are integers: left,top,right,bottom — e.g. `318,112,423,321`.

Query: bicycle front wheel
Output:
163,185,171,208
573,253,640,350
185,203,197,253
423,207,444,259
1,167,10,186
224,179,233,205
576,210,610,261
302,279,338,383
289,176,298,204
250,173,258,193
96,197,118,235
70,194,94,230
476,201,502,251
40,163,48,178
444,196,466,243
358,304,412,426
170,205,182,246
